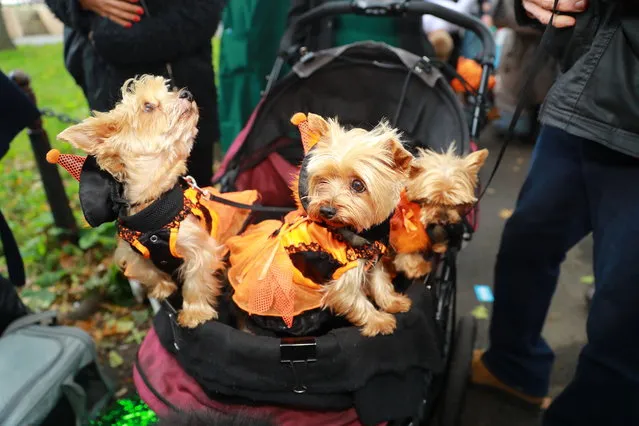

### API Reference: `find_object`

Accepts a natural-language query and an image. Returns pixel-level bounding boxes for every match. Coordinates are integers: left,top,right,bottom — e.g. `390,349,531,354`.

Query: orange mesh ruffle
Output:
390,191,430,254
227,219,323,327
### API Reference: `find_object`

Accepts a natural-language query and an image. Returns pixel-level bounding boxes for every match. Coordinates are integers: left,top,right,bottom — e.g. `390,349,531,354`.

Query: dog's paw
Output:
395,253,432,279
403,259,432,279
432,243,448,254
149,280,177,300
361,312,397,337
178,304,218,328
385,294,412,314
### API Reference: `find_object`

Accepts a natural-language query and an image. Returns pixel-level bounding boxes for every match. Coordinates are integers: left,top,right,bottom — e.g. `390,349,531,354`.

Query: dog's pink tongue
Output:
46,149,86,181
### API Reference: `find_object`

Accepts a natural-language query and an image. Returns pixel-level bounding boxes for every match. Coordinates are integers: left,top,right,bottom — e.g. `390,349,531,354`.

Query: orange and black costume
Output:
118,181,258,279
227,209,391,335
46,150,259,282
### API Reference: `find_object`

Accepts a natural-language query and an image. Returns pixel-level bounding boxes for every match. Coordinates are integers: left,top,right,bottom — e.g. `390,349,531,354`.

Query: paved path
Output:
14,34,62,46
457,127,593,426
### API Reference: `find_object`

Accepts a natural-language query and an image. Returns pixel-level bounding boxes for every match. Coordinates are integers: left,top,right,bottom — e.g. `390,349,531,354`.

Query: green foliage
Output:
0,44,113,309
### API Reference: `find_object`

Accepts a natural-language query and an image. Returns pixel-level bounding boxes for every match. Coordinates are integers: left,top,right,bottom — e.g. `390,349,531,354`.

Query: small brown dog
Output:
57,75,256,328
394,145,489,278
227,113,414,336
303,114,415,336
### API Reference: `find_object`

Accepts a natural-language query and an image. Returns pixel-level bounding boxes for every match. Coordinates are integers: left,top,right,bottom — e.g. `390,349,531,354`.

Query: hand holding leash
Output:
522,0,587,27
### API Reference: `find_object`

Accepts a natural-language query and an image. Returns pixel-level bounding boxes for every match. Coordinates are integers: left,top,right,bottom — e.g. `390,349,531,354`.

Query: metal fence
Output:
9,69,80,242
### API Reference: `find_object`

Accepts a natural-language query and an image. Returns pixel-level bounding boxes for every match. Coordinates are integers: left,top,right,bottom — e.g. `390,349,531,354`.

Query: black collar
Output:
298,149,393,248
118,183,185,233
328,213,393,248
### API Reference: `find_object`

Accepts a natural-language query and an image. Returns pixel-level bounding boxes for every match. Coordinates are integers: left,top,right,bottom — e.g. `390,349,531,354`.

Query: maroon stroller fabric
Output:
134,327,386,426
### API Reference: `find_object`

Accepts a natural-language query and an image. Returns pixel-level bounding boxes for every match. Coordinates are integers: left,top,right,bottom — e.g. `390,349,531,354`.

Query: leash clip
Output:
183,175,210,197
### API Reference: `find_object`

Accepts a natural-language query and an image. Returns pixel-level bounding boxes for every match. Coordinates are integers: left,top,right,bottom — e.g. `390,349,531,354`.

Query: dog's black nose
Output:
319,206,337,219
179,90,193,101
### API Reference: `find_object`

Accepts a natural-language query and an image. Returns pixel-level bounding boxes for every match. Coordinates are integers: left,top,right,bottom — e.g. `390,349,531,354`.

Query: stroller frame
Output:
148,2,497,425
263,2,495,425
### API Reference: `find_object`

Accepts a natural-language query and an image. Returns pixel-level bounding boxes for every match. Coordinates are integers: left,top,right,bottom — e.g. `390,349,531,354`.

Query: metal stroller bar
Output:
267,0,496,141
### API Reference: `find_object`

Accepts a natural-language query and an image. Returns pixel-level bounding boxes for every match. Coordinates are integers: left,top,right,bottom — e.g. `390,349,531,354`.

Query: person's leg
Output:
474,126,592,399
542,140,639,425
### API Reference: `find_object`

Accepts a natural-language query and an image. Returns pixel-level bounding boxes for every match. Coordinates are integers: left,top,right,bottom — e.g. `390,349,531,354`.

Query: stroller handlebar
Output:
278,0,497,65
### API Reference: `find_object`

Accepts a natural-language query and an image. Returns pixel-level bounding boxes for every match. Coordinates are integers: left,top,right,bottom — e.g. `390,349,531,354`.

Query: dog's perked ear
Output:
57,112,121,154
383,138,414,174
464,148,489,175
409,163,424,179
306,113,330,136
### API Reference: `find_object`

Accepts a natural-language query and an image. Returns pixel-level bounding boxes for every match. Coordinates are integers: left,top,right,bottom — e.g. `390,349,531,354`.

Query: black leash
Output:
477,0,561,201
208,193,295,214
181,176,295,214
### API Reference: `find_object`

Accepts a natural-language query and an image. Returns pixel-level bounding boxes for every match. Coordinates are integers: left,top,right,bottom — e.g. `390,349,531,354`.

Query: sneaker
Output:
471,349,552,409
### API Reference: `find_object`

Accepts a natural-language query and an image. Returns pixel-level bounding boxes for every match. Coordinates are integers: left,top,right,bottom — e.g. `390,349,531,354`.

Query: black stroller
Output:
137,2,497,426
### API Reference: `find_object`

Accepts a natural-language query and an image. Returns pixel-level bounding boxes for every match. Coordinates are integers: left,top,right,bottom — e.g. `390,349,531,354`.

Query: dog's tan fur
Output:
395,144,488,278
58,75,223,328
303,114,414,336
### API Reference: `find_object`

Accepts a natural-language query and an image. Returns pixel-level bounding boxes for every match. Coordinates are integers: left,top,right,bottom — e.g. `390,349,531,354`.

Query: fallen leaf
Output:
471,305,490,320
512,166,521,173
498,209,513,219
131,309,150,325
115,319,135,334
486,188,496,195
73,319,95,332
108,350,124,368
580,275,595,285
100,303,128,314
516,157,525,165
125,328,147,344
115,387,128,398
20,288,57,310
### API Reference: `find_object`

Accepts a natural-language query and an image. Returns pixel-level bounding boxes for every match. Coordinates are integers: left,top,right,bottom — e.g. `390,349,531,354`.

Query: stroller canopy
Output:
219,41,470,183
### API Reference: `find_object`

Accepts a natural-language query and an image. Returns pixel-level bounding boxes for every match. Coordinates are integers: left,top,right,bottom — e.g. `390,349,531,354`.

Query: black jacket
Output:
516,0,639,157
45,0,224,184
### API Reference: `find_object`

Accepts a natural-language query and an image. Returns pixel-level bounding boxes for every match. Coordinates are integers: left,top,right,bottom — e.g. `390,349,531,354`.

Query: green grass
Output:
0,40,220,310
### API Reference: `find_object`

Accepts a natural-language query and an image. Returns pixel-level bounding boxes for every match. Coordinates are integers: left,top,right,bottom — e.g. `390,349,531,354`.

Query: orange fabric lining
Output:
169,228,180,258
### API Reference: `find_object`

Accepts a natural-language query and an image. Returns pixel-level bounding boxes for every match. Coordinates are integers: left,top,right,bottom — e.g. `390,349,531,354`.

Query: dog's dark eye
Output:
143,103,156,113
351,179,366,193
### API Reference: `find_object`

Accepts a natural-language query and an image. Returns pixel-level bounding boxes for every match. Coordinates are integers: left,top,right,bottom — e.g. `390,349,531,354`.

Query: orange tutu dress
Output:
226,210,387,327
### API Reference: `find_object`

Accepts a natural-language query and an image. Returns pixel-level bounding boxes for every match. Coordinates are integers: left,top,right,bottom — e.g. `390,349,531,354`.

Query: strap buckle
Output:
280,336,317,394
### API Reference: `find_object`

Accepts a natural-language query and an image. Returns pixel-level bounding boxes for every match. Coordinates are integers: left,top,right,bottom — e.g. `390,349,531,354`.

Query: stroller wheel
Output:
436,315,477,426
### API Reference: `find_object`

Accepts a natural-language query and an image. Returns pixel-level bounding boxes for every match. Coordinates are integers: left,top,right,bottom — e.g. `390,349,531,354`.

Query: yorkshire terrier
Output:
227,113,415,337
394,145,489,278
57,75,255,328
303,114,415,336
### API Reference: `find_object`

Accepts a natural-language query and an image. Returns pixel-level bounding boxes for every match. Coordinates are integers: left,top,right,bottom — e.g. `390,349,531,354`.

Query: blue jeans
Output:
483,126,639,425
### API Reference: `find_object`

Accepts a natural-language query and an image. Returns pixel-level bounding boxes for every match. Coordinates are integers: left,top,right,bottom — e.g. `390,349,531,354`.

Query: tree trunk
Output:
0,3,16,51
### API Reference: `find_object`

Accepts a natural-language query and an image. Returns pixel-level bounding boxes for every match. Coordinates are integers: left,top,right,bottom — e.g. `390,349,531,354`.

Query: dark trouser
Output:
482,125,639,425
